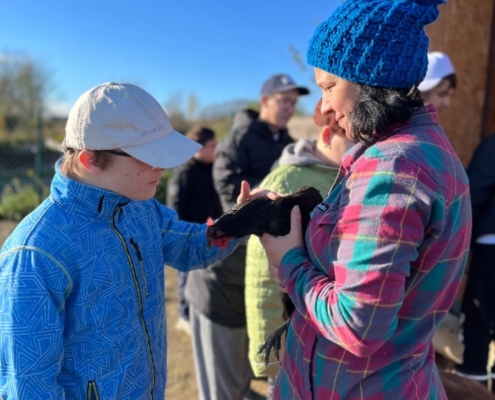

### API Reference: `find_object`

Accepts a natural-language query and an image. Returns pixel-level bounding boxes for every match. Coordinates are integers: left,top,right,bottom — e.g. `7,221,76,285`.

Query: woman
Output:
245,99,354,398
259,0,472,398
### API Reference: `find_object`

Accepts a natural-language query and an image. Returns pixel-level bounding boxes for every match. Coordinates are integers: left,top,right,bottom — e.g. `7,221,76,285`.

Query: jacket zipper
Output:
130,238,149,297
86,381,100,400
111,204,155,399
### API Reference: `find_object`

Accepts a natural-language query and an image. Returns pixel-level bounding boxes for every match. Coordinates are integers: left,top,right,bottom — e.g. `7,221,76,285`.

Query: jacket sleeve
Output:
466,136,495,227
280,156,436,357
166,166,191,221
213,131,252,211
157,203,247,272
0,248,69,399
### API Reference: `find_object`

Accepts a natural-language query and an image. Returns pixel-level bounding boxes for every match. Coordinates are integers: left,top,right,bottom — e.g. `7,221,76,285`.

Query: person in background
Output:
259,0,472,398
245,98,354,399
213,73,310,211
0,82,259,400
166,126,222,334
419,51,457,114
455,133,495,393
419,51,463,364
186,74,309,400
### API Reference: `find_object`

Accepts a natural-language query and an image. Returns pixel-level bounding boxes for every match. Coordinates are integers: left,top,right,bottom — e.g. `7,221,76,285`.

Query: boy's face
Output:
98,153,164,200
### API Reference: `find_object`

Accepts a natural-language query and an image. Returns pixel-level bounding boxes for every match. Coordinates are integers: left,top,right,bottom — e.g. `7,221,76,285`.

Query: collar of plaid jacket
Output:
339,104,438,175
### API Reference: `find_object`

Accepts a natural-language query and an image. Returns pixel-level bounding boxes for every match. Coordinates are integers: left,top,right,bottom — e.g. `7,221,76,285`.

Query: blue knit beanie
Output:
307,0,446,88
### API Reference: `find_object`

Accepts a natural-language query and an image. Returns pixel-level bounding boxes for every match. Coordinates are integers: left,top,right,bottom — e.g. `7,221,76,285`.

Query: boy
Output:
0,82,251,399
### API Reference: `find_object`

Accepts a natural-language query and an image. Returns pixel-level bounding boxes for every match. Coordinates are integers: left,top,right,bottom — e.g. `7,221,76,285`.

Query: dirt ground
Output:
0,220,267,399
0,220,17,246
164,266,268,399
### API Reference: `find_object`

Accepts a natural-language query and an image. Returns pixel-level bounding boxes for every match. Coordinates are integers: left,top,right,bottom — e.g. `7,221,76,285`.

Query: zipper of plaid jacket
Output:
111,204,156,398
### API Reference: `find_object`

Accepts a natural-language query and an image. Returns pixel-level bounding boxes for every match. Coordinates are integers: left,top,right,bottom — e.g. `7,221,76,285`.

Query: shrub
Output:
0,178,41,221
154,170,171,205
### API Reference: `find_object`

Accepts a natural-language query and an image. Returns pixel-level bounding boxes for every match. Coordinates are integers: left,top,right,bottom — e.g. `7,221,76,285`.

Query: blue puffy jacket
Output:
0,165,242,399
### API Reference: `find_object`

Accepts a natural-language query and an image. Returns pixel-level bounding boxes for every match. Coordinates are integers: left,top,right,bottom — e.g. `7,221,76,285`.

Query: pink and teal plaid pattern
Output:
275,106,471,399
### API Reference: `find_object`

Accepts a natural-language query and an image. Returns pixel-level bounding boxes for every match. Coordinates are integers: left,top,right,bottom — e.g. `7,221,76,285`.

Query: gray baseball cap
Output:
64,82,201,169
261,74,310,96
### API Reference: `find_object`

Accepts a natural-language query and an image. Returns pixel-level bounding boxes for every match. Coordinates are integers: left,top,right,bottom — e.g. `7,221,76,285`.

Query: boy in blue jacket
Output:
0,82,254,400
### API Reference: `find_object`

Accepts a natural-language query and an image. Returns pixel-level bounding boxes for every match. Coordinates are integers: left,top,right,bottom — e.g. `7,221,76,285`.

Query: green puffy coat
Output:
245,161,338,376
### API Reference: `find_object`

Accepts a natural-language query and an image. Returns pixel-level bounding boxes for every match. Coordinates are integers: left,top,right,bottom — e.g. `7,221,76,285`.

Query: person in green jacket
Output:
244,98,354,398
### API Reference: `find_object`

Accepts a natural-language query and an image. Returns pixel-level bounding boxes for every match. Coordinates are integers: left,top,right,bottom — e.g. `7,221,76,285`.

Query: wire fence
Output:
0,140,60,189
0,134,62,220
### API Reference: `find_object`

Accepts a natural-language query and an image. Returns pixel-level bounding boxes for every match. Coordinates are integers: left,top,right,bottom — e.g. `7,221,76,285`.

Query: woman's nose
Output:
321,101,335,116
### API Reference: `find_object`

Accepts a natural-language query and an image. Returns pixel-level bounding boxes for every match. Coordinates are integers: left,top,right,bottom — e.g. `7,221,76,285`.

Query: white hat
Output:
64,82,201,168
418,52,456,92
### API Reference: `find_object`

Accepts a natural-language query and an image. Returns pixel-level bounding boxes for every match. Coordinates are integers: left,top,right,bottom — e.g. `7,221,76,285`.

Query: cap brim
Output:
272,85,310,96
418,78,442,92
123,129,202,168
295,86,310,95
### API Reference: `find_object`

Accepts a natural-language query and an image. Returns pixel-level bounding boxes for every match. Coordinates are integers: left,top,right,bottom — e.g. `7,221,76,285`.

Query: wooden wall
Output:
425,0,495,166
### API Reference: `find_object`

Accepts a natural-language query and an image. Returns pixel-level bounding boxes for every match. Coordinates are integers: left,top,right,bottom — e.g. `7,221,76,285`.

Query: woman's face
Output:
314,68,358,139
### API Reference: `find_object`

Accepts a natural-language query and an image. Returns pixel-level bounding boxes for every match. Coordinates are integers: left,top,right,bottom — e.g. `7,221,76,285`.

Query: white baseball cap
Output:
64,82,201,168
418,52,456,92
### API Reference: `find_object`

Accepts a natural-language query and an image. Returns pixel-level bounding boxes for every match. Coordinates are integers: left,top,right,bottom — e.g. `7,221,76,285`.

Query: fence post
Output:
35,104,43,200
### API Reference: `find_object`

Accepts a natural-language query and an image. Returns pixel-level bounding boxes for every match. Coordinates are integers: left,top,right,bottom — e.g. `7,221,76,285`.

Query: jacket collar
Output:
340,105,438,174
50,160,131,221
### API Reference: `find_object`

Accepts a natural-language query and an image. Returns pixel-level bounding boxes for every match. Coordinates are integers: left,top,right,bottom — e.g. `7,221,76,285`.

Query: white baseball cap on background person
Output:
64,82,201,169
418,52,456,92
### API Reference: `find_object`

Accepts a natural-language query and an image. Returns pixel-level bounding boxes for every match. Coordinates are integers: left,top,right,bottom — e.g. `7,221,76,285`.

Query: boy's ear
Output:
78,150,101,173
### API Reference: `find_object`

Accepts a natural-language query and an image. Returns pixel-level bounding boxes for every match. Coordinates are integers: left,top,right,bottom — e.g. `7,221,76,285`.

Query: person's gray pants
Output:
189,305,254,400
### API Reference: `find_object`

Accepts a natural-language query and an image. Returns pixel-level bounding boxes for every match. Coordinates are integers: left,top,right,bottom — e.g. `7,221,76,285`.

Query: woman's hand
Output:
260,206,304,268
269,263,288,293
236,180,280,204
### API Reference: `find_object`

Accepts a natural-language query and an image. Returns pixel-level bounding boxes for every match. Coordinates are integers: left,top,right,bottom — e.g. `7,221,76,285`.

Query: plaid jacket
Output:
275,106,471,399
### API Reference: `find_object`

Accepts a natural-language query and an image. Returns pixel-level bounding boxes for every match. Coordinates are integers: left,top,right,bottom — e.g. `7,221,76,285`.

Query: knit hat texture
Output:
307,0,446,88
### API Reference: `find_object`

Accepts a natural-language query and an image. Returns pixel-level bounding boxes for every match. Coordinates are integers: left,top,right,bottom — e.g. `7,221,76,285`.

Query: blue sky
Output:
1,0,341,117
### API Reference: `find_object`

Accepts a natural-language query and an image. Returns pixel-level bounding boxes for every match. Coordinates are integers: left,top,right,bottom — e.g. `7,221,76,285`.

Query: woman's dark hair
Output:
348,85,424,144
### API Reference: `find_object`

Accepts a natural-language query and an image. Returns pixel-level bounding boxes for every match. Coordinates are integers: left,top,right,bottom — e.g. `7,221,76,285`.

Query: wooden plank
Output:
425,0,494,166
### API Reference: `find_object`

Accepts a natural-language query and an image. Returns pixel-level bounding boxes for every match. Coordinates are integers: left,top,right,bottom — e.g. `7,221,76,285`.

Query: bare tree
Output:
187,94,199,120
0,53,52,132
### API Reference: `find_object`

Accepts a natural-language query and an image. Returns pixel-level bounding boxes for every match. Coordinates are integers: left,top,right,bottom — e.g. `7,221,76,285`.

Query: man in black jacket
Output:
186,74,309,400
213,74,309,211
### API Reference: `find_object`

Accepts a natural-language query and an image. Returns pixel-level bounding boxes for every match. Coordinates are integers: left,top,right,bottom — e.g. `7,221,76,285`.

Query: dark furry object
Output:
206,186,323,247
206,186,324,366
